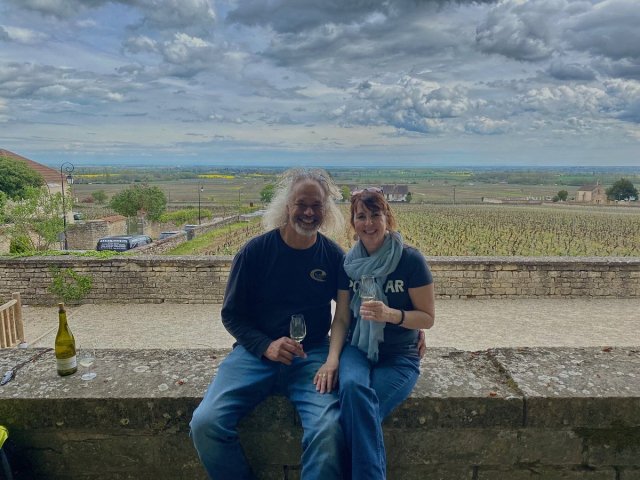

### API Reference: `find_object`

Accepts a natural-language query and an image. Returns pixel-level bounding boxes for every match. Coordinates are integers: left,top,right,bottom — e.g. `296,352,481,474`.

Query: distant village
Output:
481,182,612,205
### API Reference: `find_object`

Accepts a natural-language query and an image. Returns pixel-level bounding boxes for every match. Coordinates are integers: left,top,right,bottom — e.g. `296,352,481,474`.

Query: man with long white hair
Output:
190,168,351,480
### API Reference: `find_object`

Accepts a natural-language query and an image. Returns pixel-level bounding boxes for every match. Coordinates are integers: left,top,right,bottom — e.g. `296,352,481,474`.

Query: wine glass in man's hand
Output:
290,314,306,343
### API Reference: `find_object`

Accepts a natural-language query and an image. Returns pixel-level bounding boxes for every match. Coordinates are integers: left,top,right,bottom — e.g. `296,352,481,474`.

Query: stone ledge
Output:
0,347,638,479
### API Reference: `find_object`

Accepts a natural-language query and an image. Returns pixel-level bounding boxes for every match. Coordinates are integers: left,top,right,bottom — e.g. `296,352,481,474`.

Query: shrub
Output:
48,267,93,303
9,235,32,254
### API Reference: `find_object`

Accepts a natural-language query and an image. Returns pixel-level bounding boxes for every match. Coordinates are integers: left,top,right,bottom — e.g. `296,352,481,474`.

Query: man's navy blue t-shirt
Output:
221,228,348,358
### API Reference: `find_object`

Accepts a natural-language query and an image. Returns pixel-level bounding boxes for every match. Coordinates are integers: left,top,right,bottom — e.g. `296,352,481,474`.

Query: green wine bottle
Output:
55,303,77,376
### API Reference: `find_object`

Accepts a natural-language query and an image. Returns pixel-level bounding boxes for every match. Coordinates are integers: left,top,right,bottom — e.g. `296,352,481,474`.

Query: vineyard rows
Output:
360,205,640,257
195,205,640,257
200,221,264,255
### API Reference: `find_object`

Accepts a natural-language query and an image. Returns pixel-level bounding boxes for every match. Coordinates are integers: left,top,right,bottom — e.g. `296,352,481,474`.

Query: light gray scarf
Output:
343,231,404,362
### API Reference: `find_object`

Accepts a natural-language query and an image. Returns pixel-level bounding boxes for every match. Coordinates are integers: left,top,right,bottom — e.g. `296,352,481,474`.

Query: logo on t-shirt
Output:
309,269,327,282
349,279,405,293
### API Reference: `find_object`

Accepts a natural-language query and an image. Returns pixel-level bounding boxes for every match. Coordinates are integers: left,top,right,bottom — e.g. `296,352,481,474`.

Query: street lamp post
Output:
60,162,75,250
198,184,204,225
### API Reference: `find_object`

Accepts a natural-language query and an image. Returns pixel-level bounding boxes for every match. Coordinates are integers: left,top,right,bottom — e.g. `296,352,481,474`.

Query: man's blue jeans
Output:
338,344,420,480
190,344,344,480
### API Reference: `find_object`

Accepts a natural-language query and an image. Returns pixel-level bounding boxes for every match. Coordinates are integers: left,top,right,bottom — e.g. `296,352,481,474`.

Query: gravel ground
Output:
21,298,640,351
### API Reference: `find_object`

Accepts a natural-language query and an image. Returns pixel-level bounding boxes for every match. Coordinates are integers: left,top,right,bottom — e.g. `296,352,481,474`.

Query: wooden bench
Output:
0,293,25,348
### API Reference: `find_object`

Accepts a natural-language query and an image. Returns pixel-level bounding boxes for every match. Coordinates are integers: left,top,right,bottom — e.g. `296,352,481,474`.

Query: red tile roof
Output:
0,149,65,188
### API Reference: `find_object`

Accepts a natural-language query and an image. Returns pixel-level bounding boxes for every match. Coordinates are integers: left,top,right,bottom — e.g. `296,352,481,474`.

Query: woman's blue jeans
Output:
190,345,344,480
338,344,420,480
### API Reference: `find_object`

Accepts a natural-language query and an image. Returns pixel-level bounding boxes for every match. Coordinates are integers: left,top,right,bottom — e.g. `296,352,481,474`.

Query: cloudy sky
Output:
1,0,639,168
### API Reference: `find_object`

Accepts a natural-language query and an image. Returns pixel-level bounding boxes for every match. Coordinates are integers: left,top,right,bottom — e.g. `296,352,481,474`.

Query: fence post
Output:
11,293,24,345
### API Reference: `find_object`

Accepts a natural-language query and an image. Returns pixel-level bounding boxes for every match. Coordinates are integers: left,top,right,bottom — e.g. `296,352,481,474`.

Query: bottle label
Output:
57,356,77,370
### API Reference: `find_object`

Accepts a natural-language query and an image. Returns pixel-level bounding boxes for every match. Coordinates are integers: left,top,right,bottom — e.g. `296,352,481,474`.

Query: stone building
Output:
576,182,607,204
347,183,410,202
380,184,409,202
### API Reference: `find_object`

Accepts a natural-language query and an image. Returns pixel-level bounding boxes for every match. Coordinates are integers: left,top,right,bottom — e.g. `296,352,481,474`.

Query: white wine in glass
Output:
360,275,377,303
79,344,97,381
290,314,306,342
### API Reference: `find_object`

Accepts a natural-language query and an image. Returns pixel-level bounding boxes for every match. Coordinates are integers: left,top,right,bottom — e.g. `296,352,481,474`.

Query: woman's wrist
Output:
389,308,405,325
326,353,340,364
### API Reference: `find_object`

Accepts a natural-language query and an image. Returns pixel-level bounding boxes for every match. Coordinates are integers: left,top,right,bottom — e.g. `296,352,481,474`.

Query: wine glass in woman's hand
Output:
359,275,377,303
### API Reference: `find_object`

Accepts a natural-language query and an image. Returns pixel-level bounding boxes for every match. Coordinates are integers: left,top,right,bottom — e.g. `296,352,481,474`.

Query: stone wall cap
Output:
2,255,639,266
492,346,640,398
428,256,640,265
2,347,638,401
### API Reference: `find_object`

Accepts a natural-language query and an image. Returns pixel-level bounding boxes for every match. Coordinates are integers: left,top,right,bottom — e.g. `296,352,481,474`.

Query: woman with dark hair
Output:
315,187,435,480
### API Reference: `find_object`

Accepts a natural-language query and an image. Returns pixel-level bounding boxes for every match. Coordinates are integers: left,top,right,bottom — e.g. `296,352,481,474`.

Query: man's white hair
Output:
262,168,345,238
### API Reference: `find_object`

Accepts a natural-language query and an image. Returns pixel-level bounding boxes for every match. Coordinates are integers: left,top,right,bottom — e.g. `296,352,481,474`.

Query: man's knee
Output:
305,415,344,451
190,402,236,446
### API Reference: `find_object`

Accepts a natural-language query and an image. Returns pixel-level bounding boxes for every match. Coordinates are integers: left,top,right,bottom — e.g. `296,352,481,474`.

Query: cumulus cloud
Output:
465,116,510,134
150,33,224,78
337,76,480,134
514,81,640,125
136,0,216,31
564,0,640,61
35,84,70,97
227,0,392,34
595,58,640,80
124,35,159,55
0,62,132,105
603,79,640,122
8,0,215,30
0,25,47,44
548,60,596,81
76,19,98,29
475,0,561,61
519,85,608,115
2,0,639,165
123,31,240,79
6,0,108,18
0,97,8,123
161,33,211,64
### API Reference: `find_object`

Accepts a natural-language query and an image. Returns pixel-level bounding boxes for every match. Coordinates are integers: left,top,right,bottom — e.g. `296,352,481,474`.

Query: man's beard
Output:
292,217,320,237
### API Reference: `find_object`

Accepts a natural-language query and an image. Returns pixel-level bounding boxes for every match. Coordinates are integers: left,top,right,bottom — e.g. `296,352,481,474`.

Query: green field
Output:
66,166,640,257
70,166,640,216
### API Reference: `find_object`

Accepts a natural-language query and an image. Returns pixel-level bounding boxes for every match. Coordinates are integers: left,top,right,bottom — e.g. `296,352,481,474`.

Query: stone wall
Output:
138,215,241,255
0,347,638,479
0,256,638,305
66,216,127,250
64,215,240,252
430,257,640,299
